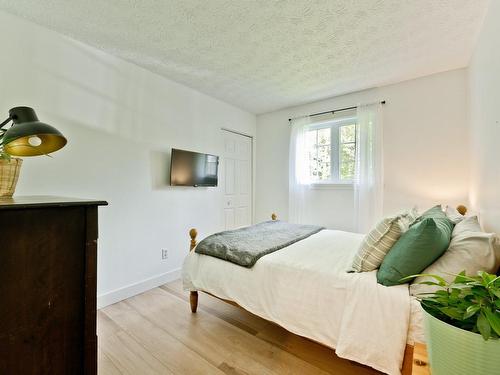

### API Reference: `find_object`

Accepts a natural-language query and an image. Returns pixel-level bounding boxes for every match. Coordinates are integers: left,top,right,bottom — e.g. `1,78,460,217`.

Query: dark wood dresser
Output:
0,196,107,375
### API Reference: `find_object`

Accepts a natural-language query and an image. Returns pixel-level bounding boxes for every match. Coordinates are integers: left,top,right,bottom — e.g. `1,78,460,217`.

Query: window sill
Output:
310,182,354,190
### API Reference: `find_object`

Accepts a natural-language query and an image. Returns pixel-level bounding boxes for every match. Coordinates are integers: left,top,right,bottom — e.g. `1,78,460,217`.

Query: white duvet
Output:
183,229,414,375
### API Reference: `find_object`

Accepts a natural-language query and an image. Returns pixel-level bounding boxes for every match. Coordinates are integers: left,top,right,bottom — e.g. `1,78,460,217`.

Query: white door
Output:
222,130,252,230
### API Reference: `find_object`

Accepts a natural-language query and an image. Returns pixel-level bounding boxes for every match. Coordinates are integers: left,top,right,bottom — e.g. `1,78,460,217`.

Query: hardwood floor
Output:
98,279,381,375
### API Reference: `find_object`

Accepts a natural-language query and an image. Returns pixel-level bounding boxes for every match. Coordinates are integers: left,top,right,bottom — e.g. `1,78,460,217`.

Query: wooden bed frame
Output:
185,209,469,375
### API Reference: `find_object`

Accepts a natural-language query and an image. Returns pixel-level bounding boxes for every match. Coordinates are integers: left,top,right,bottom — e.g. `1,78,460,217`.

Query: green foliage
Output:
0,152,11,160
339,124,356,180
0,128,10,159
409,271,500,340
306,124,357,181
307,128,331,180
340,143,355,180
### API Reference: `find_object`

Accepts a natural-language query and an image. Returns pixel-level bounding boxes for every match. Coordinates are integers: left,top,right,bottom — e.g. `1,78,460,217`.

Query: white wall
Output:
256,69,469,230
468,1,500,233
0,11,256,307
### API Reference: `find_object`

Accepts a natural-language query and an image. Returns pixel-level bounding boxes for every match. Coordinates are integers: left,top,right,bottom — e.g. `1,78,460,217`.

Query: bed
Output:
182,215,424,375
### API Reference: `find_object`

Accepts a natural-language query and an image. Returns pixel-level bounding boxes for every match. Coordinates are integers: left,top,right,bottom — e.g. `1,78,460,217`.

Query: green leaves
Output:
439,306,465,320
400,273,448,286
0,128,8,159
464,305,481,319
414,270,500,341
477,313,491,340
483,308,500,336
454,270,476,284
0,132,10,160
0,152,11,160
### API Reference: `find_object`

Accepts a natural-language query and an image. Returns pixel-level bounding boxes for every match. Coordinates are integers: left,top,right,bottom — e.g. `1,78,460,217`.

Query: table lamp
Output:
0,106,67,156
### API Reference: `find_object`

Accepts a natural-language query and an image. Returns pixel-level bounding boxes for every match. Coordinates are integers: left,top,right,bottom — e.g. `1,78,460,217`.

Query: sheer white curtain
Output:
354,103,384,233
289,116,313,224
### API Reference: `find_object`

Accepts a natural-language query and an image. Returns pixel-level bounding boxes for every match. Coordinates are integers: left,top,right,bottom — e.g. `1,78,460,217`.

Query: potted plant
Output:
411,271,500,374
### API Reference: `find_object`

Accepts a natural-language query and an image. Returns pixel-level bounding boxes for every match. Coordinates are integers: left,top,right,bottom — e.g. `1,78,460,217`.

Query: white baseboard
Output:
97,268,181,309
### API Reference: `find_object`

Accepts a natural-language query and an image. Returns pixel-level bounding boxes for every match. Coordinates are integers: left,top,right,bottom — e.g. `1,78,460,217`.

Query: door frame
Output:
221,127,254,226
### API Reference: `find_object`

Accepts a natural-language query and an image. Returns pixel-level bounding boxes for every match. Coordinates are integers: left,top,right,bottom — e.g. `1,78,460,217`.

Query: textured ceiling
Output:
0,0,489,114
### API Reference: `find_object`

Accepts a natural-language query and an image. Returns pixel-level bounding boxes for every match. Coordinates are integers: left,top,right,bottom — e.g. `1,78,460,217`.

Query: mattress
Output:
183,229,421,375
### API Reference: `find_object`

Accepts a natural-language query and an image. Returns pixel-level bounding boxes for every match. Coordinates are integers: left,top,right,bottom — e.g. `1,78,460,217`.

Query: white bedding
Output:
183,229,417,375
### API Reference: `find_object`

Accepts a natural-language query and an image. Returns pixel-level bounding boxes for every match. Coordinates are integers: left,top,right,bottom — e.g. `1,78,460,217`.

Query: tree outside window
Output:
306,120,357,184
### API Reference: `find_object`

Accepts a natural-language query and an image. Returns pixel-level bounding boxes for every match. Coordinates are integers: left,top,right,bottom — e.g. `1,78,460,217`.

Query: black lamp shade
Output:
3,107,67,157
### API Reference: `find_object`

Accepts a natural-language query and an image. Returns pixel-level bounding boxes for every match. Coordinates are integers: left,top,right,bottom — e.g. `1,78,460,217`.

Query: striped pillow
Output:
351,209,418,272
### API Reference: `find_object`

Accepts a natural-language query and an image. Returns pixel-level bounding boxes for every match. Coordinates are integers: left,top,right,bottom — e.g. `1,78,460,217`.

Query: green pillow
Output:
377,206,454,286
412,205,446,223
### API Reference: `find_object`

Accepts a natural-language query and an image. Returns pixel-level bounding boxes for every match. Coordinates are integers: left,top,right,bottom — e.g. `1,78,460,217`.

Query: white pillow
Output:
410,216,500,296
445,205,465,224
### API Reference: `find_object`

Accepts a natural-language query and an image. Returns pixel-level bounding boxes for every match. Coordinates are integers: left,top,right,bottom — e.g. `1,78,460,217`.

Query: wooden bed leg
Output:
189,228,199,313
401,344,414,375
190,291,198,313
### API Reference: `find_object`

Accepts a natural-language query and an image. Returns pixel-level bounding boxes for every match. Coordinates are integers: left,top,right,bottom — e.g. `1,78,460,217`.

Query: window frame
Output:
307,116,357,187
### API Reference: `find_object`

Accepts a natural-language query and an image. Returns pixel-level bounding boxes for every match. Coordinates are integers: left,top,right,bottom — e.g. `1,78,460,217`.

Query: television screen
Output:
170,148,219,187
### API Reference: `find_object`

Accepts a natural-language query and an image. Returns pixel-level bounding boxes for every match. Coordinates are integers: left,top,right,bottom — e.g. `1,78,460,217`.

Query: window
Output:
306,119,357,184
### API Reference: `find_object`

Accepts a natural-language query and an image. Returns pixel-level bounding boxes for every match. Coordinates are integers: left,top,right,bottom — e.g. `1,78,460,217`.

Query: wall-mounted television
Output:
170,148,219,187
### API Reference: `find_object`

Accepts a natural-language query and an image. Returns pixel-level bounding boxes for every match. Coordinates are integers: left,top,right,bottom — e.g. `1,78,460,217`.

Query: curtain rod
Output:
288,100,386,122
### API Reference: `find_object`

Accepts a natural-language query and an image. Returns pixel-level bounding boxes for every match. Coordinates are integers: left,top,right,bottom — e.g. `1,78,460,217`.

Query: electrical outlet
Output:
161,249,168,260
